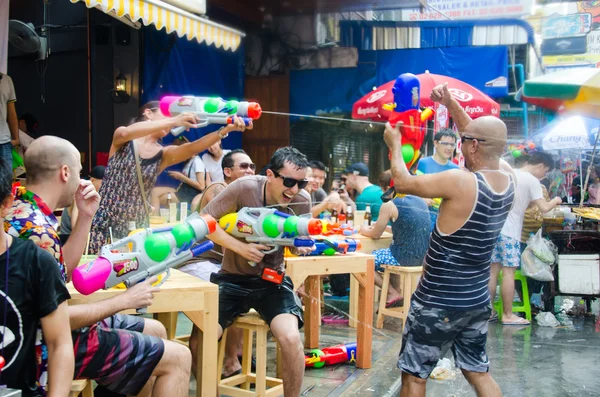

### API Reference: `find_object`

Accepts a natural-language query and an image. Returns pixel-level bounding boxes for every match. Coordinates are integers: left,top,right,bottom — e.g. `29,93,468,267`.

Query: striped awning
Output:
70,0,244,51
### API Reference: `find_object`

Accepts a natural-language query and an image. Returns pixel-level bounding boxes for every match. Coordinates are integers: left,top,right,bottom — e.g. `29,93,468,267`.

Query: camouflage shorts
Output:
398,300,491,379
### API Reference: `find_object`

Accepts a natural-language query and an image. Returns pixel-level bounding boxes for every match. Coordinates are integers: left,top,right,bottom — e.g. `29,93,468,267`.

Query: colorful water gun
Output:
310,239,362,256
12,147,23,170
72,213,217,298
508,141,536,158
383,73,435,169
160,95,262,136
321,220,357,236
219,208,321,255
305,343,357,368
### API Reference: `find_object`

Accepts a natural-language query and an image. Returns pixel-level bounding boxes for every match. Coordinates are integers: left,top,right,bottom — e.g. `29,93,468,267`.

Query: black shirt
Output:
0,237,70,396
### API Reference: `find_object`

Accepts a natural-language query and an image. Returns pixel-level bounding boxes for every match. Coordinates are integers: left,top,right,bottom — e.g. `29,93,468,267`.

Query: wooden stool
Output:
70,380,94,397
218,311,283,397
376,265,423,330
48,380,94,397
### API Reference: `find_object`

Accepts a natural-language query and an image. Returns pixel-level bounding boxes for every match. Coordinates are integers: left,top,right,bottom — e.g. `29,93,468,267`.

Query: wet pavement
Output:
179,300,600,397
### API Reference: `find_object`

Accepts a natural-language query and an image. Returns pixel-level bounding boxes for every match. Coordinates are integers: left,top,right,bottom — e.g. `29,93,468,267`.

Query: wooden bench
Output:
70,380,93,397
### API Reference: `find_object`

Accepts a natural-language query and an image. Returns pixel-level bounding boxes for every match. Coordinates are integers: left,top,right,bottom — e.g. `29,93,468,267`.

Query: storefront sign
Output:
542,13,592,39
541,36,587,56
543,53,600,69
587,30,600,54
401,0,533,21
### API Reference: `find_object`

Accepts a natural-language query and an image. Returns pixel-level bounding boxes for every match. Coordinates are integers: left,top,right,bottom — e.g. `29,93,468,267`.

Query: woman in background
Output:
360,170,432,307
89,101,249,254
150,137,211,212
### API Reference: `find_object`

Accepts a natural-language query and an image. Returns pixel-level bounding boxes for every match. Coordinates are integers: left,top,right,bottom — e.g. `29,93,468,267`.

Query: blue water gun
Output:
309,239,362,256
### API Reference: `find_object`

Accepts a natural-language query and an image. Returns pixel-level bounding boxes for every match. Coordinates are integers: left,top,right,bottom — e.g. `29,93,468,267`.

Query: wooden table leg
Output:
304,275,320,349
349,275,359,328
356,259,374,369
184,289,219,397
156,312,178,339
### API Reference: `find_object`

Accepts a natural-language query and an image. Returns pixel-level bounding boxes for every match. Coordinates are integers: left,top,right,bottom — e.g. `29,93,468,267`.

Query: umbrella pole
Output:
580,152,584,202
581,131,600,207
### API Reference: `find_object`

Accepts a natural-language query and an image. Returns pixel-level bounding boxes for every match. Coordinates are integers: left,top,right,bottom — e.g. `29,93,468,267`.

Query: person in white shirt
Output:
0,73,19,166
489,152,561,325
150,154,209,212
201,141,230,183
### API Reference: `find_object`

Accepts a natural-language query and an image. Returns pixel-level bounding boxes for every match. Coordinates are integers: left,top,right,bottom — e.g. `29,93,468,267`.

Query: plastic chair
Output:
493,269,532,322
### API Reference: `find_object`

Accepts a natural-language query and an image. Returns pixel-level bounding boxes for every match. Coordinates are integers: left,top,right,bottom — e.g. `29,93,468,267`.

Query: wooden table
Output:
67,269,220,397
284,252,374,369
350,232,392,253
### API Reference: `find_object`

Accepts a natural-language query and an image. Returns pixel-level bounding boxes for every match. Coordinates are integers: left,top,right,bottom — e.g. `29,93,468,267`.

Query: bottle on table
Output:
166,193,172,209
166,193,172,219
346,205,354,227
338,210,346,224
364,205,372,226
331,209,338,224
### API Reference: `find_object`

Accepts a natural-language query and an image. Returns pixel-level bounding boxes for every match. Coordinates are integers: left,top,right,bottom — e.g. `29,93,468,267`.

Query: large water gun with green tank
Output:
219,207,322,257
160,95,262,136
71,213,217,301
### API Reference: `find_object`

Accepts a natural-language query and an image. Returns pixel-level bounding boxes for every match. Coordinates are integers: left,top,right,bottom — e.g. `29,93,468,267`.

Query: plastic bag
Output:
429,358,456,380
521,248,554,281
535,312,560,327
527,230,557,264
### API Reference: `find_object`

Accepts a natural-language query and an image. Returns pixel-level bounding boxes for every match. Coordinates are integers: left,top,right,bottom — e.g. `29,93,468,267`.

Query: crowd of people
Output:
0,72,586,397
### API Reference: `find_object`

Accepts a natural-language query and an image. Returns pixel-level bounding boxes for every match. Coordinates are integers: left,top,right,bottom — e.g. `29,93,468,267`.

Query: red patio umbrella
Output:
352,72,500,122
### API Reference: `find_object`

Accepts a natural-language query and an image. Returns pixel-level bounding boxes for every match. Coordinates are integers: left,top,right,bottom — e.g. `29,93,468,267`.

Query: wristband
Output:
218,128,229,140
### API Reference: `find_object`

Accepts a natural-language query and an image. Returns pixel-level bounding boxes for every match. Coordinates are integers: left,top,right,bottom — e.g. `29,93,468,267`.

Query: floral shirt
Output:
3,187,65,396
5,187,66,282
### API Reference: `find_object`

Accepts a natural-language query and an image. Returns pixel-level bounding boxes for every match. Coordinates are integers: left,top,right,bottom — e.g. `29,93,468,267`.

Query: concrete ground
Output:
179,298,600,397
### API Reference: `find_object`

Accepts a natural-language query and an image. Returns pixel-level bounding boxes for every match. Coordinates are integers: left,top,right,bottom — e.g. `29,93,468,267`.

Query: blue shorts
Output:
398,300,491,378
373,248,399,271
0,142,13,168
491,234,521,268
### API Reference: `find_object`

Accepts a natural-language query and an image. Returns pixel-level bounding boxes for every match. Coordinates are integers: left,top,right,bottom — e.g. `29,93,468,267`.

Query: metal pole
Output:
581,132,600,207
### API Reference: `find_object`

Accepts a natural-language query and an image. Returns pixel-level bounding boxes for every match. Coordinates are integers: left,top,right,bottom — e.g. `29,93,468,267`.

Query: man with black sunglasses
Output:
183,148,258,379
194,147,312,397
385,83,515,397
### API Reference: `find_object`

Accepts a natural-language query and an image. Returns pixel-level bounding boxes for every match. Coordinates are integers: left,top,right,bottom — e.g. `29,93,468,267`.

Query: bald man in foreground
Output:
5,136,192,397
385,85,515,397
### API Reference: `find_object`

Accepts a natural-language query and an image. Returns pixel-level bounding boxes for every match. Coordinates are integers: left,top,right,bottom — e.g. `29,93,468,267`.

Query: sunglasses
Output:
461,135,486,144
438,142,456,147
236,162,256,171
272,170,309,189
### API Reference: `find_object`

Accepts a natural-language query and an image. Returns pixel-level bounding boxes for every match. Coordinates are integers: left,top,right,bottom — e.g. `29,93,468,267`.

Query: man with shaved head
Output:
6,136,192,397
383,84,515,397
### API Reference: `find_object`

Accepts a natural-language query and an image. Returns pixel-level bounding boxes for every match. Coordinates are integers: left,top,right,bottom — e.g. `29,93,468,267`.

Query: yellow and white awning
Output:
70,0,244,51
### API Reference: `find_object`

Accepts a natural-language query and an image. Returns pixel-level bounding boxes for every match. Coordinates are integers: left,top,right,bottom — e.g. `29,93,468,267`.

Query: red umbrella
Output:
352,72,500,121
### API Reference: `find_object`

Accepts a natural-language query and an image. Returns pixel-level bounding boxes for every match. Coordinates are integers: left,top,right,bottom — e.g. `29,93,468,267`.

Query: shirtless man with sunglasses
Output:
387,83,515,397
194,147,312,397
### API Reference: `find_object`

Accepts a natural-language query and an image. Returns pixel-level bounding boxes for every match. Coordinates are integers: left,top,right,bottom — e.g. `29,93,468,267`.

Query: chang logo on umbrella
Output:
366,90,387,103
448,88,473,102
